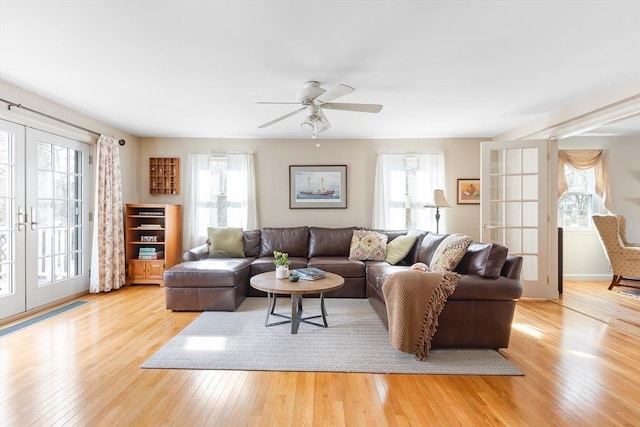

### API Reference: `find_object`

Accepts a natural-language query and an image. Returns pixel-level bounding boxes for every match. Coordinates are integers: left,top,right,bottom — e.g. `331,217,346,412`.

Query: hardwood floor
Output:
1,281,639,426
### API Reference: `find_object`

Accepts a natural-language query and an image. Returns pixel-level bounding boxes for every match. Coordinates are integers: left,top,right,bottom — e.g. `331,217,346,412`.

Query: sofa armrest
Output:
183,244,210,261
501,255,523,280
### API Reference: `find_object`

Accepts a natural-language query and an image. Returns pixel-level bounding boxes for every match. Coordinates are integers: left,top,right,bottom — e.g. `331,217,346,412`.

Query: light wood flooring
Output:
0,281,639,426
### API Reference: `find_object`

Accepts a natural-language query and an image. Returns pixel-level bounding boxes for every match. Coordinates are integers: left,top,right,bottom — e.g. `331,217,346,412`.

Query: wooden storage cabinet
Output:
149,157,180,195
125,203,182,285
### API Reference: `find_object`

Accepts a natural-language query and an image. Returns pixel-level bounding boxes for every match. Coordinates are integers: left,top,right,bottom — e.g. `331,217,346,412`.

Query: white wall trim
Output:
563,274,612,282
495,77,640,141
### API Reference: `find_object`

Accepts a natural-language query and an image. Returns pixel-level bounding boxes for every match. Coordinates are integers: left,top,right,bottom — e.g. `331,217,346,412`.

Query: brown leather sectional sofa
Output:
163,226,523,349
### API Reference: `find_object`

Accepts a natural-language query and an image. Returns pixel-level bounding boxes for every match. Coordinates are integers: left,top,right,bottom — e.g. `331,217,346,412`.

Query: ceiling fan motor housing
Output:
296,81,326,105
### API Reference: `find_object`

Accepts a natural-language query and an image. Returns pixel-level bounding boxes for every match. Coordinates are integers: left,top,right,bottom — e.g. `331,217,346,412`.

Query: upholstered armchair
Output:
592,215,640,290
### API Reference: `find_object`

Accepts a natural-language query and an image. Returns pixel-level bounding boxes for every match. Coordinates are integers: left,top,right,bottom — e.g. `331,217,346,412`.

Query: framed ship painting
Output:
289,165,347,209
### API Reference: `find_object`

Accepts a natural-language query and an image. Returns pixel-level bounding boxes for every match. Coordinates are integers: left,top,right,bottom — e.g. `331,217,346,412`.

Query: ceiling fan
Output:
257,81,383,137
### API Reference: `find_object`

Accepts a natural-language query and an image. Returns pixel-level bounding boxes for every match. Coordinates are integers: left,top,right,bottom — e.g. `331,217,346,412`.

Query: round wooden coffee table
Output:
250,271,345,334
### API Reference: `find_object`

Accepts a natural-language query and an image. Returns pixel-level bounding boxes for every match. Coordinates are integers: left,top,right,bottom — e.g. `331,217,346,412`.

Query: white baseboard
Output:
563,274,611,282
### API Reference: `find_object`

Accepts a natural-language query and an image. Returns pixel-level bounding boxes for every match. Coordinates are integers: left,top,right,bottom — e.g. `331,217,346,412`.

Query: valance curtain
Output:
89,135,125,293
185,153,258,249
558,149,612,211
372,153,446,230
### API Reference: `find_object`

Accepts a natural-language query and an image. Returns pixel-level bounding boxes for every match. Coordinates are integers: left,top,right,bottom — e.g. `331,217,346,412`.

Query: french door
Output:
0,120,91,319
481,140,556,298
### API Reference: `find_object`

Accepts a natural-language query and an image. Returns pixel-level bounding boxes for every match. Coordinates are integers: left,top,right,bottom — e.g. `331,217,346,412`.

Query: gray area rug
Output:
142,297,523,375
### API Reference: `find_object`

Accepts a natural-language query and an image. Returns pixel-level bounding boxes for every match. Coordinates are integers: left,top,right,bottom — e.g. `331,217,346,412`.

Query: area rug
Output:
614,286,640,299
142,297,523,375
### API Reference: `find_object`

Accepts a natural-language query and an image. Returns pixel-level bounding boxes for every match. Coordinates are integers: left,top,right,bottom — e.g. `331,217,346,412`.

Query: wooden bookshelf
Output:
149,157,180,195
124,203,182,285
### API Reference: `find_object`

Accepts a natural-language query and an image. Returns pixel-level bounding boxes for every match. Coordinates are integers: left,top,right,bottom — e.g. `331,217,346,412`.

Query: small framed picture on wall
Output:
457,178,480,204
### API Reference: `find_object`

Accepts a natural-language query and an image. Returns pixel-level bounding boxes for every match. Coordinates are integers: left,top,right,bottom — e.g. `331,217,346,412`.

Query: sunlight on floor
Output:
512,322,543,339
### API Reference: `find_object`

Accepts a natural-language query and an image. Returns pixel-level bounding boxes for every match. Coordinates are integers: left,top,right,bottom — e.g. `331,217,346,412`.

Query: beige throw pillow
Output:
207,227,245,258
349,230,388,261
385,234,418,265
429,233,473,272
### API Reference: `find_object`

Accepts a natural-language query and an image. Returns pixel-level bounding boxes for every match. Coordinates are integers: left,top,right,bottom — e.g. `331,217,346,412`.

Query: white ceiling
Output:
1,0,639,139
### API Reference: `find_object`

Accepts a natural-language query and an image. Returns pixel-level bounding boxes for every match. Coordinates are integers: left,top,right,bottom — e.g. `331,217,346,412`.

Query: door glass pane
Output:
522,175,538,200
522,255,538,281
490,175,503,199
506,202,521,227
37,143,84,287
506,175,521,200
522,148,538,174
490,150,504,174
490,202,504,226
0,132,13,297
506,228,522,253
523,202,538,227
38,143,51,170
523,229,538,253
506,149,522,174
490,228,504,244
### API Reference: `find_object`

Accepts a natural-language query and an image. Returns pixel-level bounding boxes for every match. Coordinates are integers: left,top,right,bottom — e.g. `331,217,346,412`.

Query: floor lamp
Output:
424,189,451,233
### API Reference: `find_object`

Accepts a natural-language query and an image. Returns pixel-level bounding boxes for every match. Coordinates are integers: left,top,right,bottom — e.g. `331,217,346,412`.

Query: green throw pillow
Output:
207,227,245,258
385,234,418,265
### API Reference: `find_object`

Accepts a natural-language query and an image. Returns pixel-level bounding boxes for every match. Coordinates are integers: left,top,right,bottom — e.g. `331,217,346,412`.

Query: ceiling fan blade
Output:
258,106,306,128
314,83,355,105
321,102,383,113
256,101,300,105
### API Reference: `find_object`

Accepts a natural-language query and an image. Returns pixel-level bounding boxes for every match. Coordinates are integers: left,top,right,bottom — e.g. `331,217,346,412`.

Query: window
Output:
185,153,257,248
558,166,603,227
372,153,445,230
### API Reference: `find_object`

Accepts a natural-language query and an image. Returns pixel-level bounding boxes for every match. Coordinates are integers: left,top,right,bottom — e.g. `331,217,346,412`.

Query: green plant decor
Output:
273,251,290,267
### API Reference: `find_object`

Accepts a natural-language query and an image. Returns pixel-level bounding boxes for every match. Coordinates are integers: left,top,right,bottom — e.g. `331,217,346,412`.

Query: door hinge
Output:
89,212,93,221
89,155,93,165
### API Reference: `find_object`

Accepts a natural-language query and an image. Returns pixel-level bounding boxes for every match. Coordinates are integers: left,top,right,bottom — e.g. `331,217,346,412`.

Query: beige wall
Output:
138,137,484,241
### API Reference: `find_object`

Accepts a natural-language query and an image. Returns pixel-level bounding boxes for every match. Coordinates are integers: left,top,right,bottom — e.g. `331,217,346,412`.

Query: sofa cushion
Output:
243,230,261,257
416,233,448,264
385,234,418,265
308,257,366,278
309,226,357,257
349,230,388,261
429,234,473,272
456,242,509,279
207,227,245,257
259,226,309,258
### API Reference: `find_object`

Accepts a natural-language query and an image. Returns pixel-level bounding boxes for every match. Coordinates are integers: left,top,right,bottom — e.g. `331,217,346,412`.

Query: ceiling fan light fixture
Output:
301,116,315,133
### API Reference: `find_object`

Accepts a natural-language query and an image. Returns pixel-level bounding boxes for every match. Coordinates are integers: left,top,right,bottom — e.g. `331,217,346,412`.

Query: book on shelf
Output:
138,211,163,216
138,224,162,229
138,247,157,253
291,267,327,280
138,251,164,260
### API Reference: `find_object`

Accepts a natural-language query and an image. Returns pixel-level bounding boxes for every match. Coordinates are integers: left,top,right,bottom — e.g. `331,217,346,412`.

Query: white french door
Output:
0,120,91,319
481,140,555,298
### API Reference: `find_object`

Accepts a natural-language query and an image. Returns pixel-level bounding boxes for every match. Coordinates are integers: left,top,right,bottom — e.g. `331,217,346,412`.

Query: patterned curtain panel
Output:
89,135,125,293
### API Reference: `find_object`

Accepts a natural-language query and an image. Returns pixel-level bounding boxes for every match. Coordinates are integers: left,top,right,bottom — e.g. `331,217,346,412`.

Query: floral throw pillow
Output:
349,230,388,261
429,234,473,273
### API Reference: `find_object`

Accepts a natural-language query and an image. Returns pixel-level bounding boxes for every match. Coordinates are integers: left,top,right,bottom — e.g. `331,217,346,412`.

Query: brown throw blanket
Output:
382,270,460,360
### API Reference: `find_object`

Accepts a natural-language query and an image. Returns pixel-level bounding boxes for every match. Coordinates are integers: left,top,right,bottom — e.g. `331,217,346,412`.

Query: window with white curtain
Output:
372,153,446,231
185,153,258,248
557,165,606,227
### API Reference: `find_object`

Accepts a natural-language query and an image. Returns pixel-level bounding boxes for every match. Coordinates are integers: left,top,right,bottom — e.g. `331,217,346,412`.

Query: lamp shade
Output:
433,189,451,208
425,189,451,208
